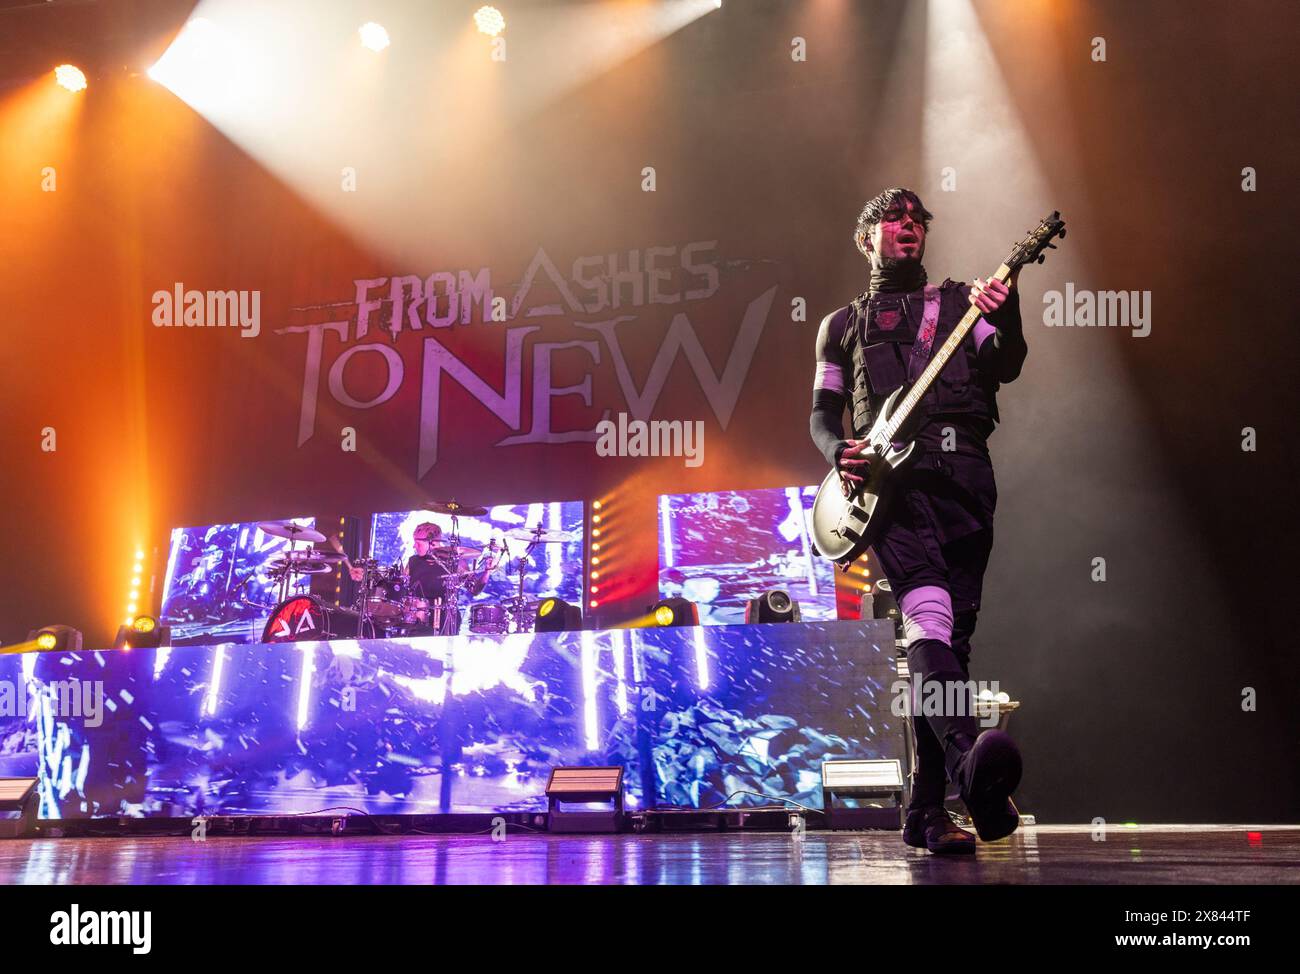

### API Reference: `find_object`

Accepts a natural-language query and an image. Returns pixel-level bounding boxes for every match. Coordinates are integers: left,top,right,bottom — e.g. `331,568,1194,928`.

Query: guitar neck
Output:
883,262,1012,441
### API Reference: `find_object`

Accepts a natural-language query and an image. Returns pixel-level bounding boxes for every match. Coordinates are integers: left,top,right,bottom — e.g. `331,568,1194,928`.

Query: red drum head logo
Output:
264,596,320,643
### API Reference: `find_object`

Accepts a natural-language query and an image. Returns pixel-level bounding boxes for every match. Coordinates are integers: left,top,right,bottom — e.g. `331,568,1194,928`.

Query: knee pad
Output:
898,585,954,646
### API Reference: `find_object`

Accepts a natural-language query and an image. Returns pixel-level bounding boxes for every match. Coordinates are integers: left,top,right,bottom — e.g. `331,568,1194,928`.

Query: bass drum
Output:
469,603,510,635
262,595,361,644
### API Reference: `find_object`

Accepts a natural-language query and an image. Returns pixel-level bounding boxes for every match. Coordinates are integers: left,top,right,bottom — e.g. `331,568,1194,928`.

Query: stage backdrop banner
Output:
15,620,900,818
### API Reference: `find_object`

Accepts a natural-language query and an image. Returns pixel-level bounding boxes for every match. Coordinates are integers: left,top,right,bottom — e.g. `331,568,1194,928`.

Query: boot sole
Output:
903,831,977,854
904,816,978,854
964,730,1022,841
927,837,977,855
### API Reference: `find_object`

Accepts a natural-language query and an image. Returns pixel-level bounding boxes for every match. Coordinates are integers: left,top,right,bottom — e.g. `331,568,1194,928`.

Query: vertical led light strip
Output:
159,527,183,617
787,486,819,597
691,624,711,691
296,645,315,730
612,630,629,716
204,645,226,716
580,630,599,752
547,502,562,592
659,494,674,568
630,628,645,684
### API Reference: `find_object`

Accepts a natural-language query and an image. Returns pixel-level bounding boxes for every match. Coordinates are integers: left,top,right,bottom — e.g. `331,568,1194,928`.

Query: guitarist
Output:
810,188,1026,854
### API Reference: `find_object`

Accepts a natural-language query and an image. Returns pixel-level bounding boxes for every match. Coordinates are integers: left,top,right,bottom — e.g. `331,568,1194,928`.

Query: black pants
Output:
874,485,996,809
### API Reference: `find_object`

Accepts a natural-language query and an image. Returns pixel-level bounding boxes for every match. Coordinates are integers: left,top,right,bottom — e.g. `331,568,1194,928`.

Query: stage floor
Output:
1,825,1295,885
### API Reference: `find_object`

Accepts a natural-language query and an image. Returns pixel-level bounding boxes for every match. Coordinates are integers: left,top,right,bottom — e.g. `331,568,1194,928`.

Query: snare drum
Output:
469,603,509,634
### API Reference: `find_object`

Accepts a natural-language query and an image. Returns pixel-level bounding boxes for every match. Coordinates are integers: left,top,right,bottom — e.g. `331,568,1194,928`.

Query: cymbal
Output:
258,521,326,543
505,527,577,543
425,500,488,517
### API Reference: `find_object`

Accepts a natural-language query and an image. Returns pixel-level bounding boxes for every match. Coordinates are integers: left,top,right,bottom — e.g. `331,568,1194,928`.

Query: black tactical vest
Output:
838,279,1001,438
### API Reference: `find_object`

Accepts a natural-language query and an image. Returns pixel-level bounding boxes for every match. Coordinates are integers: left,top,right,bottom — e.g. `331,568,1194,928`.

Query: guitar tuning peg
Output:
1047,242,1057,249
1037,254,1045,263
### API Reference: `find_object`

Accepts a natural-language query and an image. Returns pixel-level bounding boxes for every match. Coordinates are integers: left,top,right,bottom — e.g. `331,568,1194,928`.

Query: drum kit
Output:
257,503,577,644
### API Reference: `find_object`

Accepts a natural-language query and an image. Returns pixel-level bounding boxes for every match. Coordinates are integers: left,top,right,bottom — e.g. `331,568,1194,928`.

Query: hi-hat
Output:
258,521,326,543
267,556,334,575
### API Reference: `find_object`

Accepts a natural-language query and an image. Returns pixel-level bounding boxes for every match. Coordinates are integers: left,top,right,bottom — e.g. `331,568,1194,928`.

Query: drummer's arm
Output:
468,561,492,596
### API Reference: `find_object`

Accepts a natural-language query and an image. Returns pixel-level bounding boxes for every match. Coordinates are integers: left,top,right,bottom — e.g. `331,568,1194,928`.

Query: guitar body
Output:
810,387,917,566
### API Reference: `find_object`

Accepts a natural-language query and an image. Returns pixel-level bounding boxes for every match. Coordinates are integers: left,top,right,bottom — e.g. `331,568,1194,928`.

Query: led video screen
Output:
25,620,900,818
658,487,837,624
159,518,318,646
369,501,586,629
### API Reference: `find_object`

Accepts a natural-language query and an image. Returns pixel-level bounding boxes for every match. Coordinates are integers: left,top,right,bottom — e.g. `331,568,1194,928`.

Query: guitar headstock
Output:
1006,210,1066,271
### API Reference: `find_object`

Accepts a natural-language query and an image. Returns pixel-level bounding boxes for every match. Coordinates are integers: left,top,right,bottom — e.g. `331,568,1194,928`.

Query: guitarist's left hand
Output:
970,267,1021,313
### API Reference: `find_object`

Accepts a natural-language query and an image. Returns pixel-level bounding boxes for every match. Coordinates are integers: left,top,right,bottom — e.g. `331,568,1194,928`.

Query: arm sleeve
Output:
810,309,851,466
974,285,1028,383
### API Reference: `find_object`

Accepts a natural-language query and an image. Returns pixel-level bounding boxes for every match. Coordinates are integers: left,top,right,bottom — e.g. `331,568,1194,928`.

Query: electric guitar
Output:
809,211,1066,567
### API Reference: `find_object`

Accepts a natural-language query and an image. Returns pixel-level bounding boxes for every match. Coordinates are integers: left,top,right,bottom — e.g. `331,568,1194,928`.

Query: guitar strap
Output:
906,284,943,382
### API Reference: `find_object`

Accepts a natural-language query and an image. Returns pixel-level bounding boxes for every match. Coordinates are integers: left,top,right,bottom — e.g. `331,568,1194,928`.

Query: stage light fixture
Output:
0,778,39,839
53,64,87,92
861,578,902,638
821,758,905,831
27,625,82,653
114,615,169,651
535,598,583,633
474,6,506,37
358,22,390,52
545,766,624,833
652,597,699,628
744,589,801,624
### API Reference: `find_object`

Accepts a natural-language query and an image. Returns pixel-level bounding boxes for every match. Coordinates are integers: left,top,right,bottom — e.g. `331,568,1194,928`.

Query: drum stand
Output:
352,561,381,640
500,538,539,633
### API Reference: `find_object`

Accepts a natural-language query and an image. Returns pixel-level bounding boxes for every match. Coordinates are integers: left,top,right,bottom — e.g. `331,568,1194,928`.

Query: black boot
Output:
953,729,1022,841
908,638,1022,843
903,805,976,854
908,711,948,808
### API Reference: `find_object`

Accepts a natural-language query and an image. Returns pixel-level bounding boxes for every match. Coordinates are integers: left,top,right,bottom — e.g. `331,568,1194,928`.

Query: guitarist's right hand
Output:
837,439,874,493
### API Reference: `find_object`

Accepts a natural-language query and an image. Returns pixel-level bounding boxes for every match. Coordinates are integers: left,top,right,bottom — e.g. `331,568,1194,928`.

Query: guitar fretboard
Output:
883,263,1011,442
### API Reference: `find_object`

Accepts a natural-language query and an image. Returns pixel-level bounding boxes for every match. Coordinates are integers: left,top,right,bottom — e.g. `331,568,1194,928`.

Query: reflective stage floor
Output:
2,825,1296,884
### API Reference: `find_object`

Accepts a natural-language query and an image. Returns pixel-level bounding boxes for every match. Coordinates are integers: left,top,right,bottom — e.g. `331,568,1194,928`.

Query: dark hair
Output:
853,188,933,251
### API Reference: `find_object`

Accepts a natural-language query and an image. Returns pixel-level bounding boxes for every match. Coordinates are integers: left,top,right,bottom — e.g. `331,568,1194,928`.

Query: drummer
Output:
349,522,490,601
